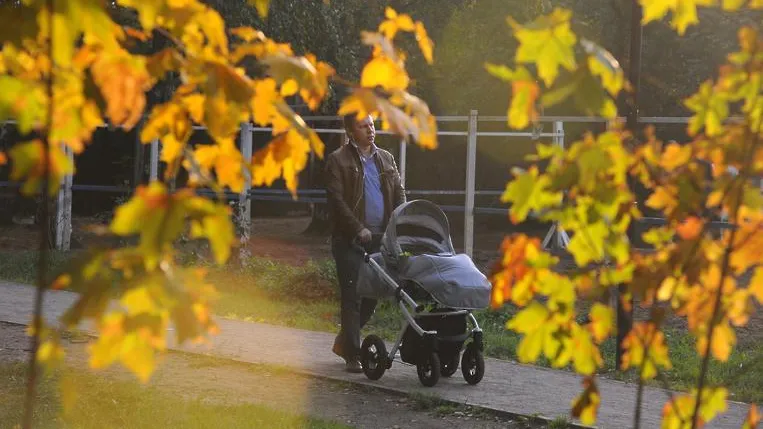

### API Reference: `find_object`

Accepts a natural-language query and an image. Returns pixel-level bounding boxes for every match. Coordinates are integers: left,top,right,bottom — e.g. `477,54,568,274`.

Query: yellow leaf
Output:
0,76,46,134
622,322,672,379
660,142,693,172
9,140,73,196
249,0,270,18
508,8,577,87
414,21,434,64
507,302,549,363
361,56,409,91
640,0,715,35
121,287,156,316
587,303,613,343
571,377,600,426
37,339,65,364
583,39,624,96
685,81,729,137
502,166,563,223
697,321,736,361
571,325,602,375
750,266,763,303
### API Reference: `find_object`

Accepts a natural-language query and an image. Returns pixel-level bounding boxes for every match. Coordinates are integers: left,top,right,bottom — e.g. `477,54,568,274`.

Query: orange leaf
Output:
677,216,704,240
0,152,6,165
742,404,760,429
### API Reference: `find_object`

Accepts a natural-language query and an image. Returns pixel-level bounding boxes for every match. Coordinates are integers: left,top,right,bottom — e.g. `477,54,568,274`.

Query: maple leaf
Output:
502,166,563,224
567,221,609,267
662,388,728,429
621,322,672,379
507,302,550,363
339,88,437,150
361,55,410,91
90,48,150,130
640,0,715,35
587,303,614,343
9,140,73,196
685,81,729,137
508,8,577,87
0,76,46,134
571,377,600,426
582,39,624,96
378,7,415,40
485,64,540,130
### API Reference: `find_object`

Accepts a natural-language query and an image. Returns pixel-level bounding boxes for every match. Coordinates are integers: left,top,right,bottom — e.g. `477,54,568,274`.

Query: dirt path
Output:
0,322,540,429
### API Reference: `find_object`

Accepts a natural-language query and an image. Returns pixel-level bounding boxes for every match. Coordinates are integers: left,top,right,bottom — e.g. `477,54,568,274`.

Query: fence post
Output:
149,138,159,181
464,110,478,258
398,138,407,189
553,121,568,249
55,146,73,251
237,122,253,264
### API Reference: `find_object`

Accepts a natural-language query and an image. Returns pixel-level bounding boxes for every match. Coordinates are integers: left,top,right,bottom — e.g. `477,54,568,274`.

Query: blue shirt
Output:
355,144,384,233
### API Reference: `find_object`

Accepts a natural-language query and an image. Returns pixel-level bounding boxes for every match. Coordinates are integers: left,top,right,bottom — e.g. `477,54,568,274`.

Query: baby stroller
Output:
355,200,491,387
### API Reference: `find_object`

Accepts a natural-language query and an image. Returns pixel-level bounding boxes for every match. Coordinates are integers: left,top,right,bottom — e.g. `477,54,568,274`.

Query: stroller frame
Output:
356,244,486,387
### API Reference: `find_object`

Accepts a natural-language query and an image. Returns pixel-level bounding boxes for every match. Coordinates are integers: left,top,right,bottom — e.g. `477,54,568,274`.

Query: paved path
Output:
0,281,755,429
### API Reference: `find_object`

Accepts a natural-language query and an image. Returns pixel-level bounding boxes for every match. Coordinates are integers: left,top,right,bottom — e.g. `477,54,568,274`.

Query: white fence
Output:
2,113,745,255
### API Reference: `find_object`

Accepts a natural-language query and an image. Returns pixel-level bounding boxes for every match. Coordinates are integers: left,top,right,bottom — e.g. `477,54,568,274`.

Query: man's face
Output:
349,115,375,148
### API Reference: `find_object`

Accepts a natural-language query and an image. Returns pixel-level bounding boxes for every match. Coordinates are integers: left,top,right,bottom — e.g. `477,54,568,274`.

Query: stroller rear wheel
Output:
461,344,485,385
416,352,441,387
440,353,459,377
361,335,388,380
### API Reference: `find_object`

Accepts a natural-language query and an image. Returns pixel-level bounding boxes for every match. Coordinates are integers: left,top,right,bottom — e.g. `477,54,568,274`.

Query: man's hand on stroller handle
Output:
357,228,372,244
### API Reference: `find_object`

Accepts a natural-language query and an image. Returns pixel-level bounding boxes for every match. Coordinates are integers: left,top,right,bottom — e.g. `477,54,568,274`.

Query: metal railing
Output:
1,113,747,254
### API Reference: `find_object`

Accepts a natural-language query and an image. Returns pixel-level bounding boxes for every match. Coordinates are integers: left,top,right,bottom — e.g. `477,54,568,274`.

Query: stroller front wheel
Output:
461,344,485,385
416,352,441,387
361,335,388,380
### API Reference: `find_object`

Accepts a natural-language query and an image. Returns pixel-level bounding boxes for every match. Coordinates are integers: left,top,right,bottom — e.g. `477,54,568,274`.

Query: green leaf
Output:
508,8,577,87
567,221,609,266
502,166,563,224
685,81,729,137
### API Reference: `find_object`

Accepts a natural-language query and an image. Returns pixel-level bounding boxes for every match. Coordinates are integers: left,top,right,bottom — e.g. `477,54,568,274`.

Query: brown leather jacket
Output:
324,143,405,242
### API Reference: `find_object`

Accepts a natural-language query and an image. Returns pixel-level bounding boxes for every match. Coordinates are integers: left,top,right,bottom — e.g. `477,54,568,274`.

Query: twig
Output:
689,96,762,429
22,2,53,428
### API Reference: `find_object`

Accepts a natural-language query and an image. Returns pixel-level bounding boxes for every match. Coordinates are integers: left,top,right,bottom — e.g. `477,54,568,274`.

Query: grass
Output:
1,249,762,404
0,362,351,429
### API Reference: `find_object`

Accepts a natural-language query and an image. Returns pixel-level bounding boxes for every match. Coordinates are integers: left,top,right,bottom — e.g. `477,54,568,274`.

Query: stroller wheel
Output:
440,354,459,378
416,352,441,387
461,344,485,385
361,335,388,381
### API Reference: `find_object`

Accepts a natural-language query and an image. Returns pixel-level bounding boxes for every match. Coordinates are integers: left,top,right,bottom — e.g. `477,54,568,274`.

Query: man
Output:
325,113,405,372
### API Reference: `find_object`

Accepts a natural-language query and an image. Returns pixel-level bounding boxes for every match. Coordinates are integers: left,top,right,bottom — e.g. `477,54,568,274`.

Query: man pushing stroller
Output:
324,113,406,373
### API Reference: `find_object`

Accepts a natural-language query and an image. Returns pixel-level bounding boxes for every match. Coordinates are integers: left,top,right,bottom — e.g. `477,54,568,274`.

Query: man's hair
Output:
342,113,357,131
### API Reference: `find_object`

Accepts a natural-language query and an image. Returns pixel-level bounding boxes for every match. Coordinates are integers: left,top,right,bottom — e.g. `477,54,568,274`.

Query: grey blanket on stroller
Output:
356,200,492,310
357,253,491,310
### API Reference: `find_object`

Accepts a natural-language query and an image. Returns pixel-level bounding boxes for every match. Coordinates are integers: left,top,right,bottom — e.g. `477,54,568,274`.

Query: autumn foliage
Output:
1,0,762,429
488,2,762,428
0,0,436,404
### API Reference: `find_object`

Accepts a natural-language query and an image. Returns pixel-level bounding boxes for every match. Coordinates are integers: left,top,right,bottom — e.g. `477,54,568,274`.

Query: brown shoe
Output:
332,336,345,360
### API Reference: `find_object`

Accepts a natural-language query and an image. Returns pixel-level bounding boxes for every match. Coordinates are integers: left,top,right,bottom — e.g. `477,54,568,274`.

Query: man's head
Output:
343,114,375,149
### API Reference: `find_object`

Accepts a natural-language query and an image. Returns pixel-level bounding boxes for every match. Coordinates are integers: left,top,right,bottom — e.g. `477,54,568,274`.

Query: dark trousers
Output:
332,235,381,361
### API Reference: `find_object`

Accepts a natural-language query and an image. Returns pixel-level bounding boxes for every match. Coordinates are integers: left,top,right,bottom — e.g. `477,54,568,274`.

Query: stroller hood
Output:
381,200,455,265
